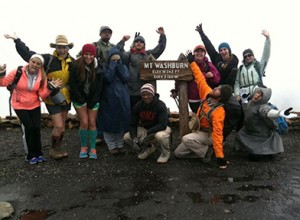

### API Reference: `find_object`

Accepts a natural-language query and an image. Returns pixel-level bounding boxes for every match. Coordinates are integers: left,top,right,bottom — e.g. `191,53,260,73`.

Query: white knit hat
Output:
30,54,44,65
140,83,155,96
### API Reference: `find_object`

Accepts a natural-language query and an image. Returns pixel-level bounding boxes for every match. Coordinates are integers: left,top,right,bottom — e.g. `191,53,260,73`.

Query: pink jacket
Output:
0,65,51,110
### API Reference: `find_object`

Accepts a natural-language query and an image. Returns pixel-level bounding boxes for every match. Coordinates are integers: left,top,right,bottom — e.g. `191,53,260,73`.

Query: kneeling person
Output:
124,83,171,163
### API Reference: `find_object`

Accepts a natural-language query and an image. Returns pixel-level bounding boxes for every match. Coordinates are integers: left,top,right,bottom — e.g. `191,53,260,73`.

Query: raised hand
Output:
195,23,203,33
4,33,18,40
156,27,165,35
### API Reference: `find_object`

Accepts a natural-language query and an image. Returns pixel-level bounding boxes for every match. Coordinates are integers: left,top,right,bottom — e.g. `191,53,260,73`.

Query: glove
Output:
195,23,203,34
186,52,194,64
279,108,298,119
132,137,140,151
134,32,140,39
217,158,229,169
170,89,178,98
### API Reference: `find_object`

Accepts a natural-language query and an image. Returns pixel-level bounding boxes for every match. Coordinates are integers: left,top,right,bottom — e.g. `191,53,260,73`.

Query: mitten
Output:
279,107,298,119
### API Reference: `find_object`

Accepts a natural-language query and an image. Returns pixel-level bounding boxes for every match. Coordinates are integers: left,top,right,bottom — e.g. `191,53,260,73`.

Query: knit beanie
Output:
134,36,146,44
82,44,96,56
193,45,206,54
30,54,44,65
220,85,233,103
218,42,231,54
140,83,155,96
243,48,254,56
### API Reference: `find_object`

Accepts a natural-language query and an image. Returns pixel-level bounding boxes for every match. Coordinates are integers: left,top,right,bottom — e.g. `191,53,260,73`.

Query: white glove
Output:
279,107,298,119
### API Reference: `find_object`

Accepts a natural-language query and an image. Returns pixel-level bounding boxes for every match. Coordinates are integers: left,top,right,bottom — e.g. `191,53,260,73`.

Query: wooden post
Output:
178,81,190,138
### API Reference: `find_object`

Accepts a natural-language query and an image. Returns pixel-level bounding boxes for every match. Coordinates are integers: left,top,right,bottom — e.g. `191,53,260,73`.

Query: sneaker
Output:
138,145,155,160
26,157,38,165
79,147,88,159
37,156,46,163
89,149,97,159
157,152,170,163
109,148,119,155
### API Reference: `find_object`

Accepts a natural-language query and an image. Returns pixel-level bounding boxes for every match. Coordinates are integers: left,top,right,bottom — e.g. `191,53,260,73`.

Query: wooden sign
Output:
140,61,193,81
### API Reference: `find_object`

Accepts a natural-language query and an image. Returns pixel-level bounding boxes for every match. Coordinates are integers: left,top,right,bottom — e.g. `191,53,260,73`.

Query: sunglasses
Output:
244,54,253,59
134,40,144,44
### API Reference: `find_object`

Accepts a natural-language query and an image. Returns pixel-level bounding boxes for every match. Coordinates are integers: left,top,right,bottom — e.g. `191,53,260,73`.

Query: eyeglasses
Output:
244,54,253,59
134,40,144,44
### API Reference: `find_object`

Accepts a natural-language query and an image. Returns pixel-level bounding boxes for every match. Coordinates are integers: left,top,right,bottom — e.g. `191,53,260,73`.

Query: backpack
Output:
6,66,23,94
198,101,224,132
268,102,289,135
239,61,263,85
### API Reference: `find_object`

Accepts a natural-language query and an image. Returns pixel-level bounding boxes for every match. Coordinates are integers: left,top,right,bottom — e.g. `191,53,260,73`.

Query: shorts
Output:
46,103,71,115
73,102,99,111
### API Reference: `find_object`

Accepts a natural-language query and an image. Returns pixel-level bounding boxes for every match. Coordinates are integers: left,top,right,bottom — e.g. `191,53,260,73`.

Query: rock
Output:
0,202,14,219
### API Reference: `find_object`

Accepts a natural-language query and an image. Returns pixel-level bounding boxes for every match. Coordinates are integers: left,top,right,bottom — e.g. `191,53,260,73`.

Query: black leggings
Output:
15,107,42,159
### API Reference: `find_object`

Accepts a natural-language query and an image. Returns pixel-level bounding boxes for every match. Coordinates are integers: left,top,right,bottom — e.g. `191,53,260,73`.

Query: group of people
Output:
0,23,298,169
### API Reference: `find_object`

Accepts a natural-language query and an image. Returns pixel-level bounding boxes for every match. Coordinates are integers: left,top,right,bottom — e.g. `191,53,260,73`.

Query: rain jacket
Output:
69,58,103,109
236,87,284,155
123,34,167,96
99,48,130,133
190,62,225,158
0,66,51,110
198,31,239,88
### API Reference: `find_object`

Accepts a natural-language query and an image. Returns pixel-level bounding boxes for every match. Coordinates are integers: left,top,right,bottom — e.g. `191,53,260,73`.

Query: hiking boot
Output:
25,157,38,165
138,145,155,160
79,147,88,158
157,152,170,163
109,148,119,155
37,156,46,163
49,147,64,159
89,149,97,159
58,146,68,158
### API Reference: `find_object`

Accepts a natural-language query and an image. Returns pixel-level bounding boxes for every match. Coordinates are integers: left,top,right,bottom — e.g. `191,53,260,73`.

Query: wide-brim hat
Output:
50,35,74,49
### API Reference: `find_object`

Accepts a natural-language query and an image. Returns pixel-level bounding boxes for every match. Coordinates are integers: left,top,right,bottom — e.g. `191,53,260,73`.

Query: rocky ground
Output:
0,123,300,220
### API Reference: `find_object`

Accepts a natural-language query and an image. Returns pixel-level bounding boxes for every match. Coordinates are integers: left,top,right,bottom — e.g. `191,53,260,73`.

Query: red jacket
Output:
0,66,51,110
190,62,225,158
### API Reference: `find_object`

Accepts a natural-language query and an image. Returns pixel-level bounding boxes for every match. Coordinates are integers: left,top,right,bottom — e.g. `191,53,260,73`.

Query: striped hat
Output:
140,83,155,96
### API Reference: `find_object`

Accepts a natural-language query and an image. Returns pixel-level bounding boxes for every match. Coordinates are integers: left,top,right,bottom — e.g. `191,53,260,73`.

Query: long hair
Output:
76,57,96,82
39,67,47,88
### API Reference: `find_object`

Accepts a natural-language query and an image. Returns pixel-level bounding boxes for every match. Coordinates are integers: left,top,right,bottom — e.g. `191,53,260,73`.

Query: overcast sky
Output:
0,0,299,116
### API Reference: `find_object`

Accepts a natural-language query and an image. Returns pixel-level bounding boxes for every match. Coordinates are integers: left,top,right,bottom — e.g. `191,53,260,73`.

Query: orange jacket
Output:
190,62,225,158
0,66,51,110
